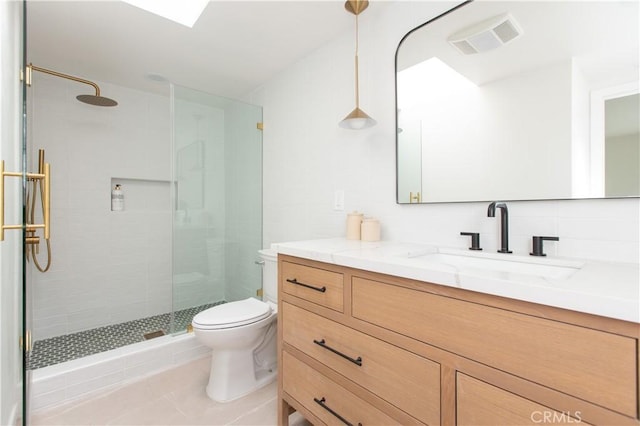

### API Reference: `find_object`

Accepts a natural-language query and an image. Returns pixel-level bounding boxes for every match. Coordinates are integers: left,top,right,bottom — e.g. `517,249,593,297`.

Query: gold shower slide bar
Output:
0,160,50,241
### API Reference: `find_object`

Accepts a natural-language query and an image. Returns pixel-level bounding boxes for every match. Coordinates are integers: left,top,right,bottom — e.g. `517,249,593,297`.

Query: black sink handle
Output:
530,236,559,257
460,231,482,251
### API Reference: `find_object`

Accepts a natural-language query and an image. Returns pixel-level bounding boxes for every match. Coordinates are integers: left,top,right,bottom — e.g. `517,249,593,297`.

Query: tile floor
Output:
30,356,310,425
29,302,224,370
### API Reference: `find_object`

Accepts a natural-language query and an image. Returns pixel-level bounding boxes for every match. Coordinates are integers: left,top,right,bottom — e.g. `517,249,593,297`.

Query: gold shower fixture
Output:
339,0,376,130
26,150,53,271
1,156,50,242
26,63,118,107
1,149,52,271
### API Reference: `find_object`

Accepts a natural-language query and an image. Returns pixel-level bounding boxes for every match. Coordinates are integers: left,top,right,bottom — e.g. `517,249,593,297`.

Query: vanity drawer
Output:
457,373,591,426
283,351,399,426
283,302,439,425
281,261,343,312
352,277,637,417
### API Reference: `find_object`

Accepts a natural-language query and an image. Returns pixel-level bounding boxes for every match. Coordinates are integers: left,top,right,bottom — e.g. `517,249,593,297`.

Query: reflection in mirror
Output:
606,93,639,197
396,1,639,204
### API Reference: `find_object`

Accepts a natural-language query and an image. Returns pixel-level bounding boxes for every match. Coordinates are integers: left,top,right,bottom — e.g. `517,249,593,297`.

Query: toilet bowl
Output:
192,249,278,402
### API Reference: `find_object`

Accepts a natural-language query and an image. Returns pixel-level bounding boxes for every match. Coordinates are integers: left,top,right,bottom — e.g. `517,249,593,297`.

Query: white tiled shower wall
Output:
251,1,639,265
29,75,173,341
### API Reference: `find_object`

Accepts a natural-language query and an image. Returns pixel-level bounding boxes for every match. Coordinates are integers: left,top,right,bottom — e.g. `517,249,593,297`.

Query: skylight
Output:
122,0,209,28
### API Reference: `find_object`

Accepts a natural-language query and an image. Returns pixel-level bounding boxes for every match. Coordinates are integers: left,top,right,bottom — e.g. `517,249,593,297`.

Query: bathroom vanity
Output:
275,239,639,426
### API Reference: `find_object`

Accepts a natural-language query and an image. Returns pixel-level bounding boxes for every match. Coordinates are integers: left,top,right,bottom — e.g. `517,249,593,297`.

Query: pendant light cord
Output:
354,12,360,109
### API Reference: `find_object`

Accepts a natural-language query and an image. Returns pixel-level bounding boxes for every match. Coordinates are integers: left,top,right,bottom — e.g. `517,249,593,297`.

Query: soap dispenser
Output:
111,184,124,211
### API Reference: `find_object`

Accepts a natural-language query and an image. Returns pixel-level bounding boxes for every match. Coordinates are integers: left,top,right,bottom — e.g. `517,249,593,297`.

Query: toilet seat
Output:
192,298,272,330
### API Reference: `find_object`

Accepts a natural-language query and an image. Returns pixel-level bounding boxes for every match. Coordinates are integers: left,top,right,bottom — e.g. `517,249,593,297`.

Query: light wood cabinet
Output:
281,260,344,312
283,351,399,426
352,277,636,416
456,373,592,426
283,302,440,425
278,254,639,426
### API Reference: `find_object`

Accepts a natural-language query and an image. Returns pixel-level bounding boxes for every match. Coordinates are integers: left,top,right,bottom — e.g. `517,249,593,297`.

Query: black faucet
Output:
487,202,512,253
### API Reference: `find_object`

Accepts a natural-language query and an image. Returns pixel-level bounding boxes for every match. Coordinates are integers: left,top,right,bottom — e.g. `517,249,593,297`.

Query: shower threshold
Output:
28,301,224,370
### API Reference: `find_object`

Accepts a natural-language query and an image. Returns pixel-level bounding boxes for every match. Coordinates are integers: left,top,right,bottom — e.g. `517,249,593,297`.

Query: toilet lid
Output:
192,298,272,330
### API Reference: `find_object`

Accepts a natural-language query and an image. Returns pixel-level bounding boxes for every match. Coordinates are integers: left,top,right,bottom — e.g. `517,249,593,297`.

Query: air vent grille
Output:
452,40,478,55
493,20,520,43
448,13,523,55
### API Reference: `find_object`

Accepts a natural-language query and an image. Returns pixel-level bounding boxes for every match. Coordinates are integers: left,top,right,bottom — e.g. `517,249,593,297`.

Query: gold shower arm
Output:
1,160,50,241
28,63,101,96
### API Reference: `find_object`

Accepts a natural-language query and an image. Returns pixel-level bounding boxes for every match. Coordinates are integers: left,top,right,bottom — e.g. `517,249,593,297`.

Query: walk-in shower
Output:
25,74,263,410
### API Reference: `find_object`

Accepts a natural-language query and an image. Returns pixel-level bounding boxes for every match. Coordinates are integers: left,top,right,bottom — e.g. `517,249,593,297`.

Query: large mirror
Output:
396,1,639,203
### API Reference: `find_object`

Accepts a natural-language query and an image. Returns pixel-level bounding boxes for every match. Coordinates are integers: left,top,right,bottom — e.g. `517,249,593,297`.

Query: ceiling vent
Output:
448,13,523,55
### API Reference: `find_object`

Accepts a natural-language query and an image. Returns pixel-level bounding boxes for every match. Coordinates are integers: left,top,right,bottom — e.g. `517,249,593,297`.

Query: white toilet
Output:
192,249,278,402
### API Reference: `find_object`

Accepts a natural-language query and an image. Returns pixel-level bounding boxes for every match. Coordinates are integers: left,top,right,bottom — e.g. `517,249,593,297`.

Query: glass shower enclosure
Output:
24,80,262,380
171,84,263,332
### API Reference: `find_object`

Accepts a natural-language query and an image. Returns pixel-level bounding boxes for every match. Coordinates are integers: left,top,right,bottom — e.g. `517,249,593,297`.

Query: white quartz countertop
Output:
271,238,640,323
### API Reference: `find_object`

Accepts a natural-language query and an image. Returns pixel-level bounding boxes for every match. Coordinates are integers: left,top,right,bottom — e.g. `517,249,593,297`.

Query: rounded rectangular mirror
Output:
396,1,639,204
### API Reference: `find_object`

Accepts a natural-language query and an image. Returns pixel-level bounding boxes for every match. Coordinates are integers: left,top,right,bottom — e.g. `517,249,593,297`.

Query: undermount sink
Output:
412,251,583,280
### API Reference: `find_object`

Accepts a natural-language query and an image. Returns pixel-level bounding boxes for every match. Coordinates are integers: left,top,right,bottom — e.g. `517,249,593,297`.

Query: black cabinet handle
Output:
313,339,362,366
314,397,361,426
286,278,326,293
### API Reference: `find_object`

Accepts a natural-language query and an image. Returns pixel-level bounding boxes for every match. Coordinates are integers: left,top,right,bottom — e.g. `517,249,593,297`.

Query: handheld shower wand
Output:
26,149,52,272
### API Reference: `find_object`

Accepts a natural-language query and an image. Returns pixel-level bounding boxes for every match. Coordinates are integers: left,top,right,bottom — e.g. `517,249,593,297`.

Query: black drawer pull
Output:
313,339,363,366
314,397,361,426
286,278,326,293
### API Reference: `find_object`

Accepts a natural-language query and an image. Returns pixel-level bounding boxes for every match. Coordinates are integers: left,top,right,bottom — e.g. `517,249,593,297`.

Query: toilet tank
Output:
258,249,278,304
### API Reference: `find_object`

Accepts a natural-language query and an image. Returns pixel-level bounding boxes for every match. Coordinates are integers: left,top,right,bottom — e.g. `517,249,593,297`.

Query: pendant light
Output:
339,0,377,130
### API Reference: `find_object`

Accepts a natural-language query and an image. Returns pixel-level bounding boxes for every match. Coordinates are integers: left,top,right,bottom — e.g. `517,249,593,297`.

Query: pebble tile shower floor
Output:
28,301,225,370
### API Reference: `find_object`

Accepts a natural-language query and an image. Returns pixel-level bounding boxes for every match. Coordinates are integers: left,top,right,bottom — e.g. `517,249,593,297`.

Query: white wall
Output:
0,1,24,424
29,75,172,340
252,1,639,265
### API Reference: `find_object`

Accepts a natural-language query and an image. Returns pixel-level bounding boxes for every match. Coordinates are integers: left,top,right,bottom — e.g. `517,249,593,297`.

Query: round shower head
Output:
76,94,118,107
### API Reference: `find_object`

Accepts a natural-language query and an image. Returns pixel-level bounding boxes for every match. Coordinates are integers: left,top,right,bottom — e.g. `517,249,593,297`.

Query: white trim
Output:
30,333,210,413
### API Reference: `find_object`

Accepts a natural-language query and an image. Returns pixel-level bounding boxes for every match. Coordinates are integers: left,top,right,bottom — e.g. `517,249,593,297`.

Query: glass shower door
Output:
171,85,263,332
20,0,28,423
